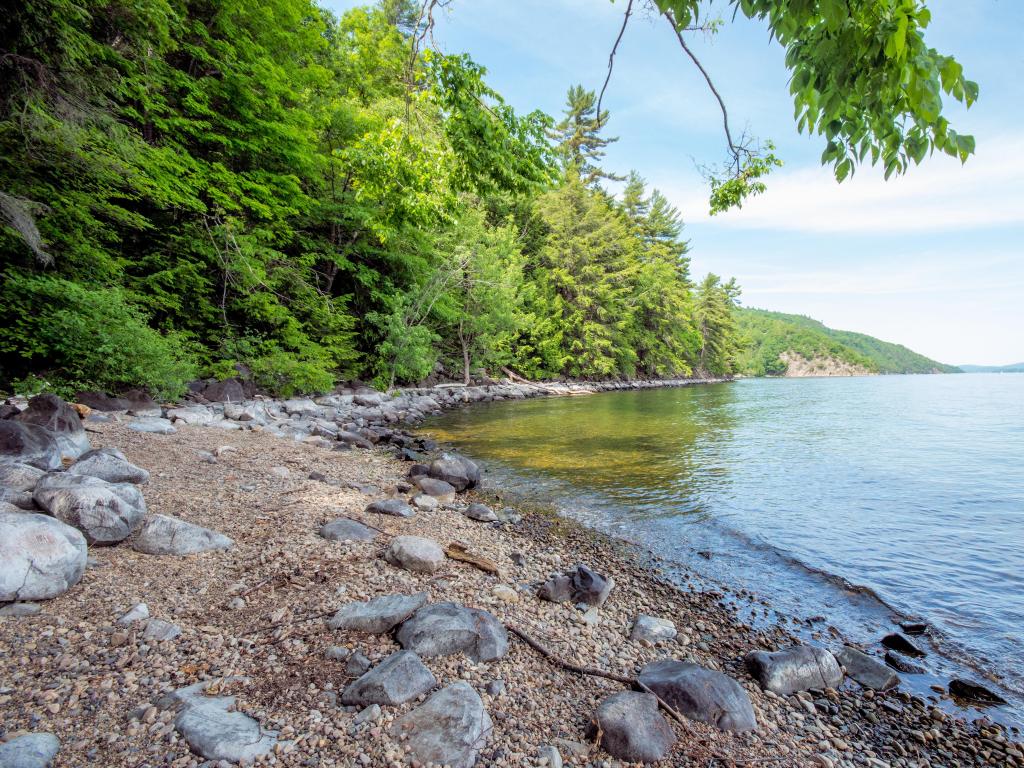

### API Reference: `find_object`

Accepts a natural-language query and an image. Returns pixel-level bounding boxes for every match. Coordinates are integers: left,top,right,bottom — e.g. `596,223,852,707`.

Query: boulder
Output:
0,732,60,767
0,511,87,601
12,394,90,460
384,535,445,573
396,602,508,662
834,646,899,691
427,452,480,492
128,418,176,435
631,615,677,644
0,487,35,510
638,659,757,732
159,680,280,762
132,514,233,555
538,564,614,607
0,421,62,470
319,517,378,543
199,378,245,403
337,430,374,449
588,691,675,764
166,406,218,426
341,650,436,706
0,461,45,491
413,476,456,503
282,398,319,416
881,632,926,657
353,392,384,407
463,503,498,522
390,682,491,768
75,391,131,411
33,473,146,545
411,494,438,511
67,447,149,484
365,498,414,518
327,592,428,633
745,645,844,695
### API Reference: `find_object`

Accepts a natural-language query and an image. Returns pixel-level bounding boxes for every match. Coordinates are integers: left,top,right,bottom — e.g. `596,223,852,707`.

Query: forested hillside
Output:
736,308,959,376
0,0,741,398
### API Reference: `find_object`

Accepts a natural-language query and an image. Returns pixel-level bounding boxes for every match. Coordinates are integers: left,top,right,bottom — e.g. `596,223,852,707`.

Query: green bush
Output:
0,272,197,400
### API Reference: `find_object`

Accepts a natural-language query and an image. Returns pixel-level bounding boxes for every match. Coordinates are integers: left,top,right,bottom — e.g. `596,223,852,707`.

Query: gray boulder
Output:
390,682,491,768
337,430,373,449
0,421,62,470
638,659,757,732
12,394,90,461
384,535,445,574
538,564,614,607
128,418,176,435
159,680,280,762
0,487,35,510
463,503,498,522
414,476,456,502
396,602,508,662
834,646,899,691
0,732,60,767
745,645,844,695
427,452,480,492
132,514,233,555
589,691,675,764
0,461,45,491
67,447,149,484
631,615,677,644
328,592,428,633
33,473,146,545
319,517,378,543
365,498,414,518
166,406,218,426
341,650,437,706
0,511,87,601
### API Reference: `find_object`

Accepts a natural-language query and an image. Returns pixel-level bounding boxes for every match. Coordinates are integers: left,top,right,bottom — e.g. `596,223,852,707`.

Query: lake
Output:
424,374,1024,724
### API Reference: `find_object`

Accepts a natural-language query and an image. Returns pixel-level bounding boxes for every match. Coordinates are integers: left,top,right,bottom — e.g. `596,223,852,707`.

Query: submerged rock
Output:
67,447,149,484
327,592,428,633
390,682,491,768
397,602,508,662
0,732,60,767
745,645,844,695
884,651,926,674
948,679,1007,705
639,659,757,732
341,650,437,706
34,473,147,544
834,646,899,691
0,511,87,601
588,691,675,764
132,514,233,555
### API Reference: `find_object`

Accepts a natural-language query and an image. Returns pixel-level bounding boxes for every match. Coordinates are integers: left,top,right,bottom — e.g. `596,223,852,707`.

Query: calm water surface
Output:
425,374,1024,724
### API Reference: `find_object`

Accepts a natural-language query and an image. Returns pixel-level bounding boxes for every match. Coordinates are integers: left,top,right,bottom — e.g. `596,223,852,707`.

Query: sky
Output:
325,0,1024,365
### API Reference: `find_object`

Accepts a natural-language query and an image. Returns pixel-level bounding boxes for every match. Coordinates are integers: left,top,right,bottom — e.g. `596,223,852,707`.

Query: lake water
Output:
424,374,1024,724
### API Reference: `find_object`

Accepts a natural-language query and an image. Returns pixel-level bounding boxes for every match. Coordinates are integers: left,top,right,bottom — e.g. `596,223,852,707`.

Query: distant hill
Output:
736,308,961,377
958,363,1024,373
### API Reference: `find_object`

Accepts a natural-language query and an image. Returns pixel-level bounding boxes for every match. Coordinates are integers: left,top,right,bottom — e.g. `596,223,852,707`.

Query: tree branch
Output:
596,0,634,122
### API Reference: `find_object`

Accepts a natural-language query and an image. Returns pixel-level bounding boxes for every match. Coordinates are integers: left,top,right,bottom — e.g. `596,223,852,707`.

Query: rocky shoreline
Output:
0,384,1022,768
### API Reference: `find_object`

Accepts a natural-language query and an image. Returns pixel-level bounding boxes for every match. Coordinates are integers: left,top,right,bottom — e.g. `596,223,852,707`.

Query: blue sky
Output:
325,0,1024,365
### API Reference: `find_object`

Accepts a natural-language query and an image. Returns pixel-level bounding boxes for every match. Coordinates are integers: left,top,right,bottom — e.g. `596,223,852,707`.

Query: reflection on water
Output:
424,375,1024,724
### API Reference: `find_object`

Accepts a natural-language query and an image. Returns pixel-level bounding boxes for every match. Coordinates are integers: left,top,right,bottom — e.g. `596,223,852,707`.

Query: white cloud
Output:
663,133,1024,233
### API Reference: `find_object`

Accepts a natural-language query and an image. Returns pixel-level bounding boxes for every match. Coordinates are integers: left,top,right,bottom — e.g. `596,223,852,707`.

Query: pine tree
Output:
549,85,624,187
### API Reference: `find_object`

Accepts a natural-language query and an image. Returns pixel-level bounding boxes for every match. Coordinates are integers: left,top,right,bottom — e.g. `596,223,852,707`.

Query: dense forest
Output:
735,308,959,376
0,0,745,398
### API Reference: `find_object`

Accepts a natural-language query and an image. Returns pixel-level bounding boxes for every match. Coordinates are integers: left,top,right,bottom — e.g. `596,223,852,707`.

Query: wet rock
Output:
0,421,62,470
118,602,150,625
0,732,60,767
128,418,176,435
588,691,675,764
390,682,491,768
413,476,456,502
427,452,480,492
948,679,1007,705
143,618,182,641
384,535,445,573
0,461,45,492
341,650,436,706
319,517,378,543
899,620,928,636
12,394,90,461
463,502,498,522
631,615,677,643
327,592,428,633
396,602,508,662
745,645,844,695
0,511,87,601
159,680,280,762
538,564,614,607
639,659,757,732
881,632,926,657
364,498,414,518
67,447,149,484
884,651,926,674
132,514,233,555
33,473,146,544
834,646,899,691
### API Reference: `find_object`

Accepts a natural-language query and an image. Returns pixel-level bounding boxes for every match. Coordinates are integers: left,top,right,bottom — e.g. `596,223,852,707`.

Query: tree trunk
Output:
458,321,471,386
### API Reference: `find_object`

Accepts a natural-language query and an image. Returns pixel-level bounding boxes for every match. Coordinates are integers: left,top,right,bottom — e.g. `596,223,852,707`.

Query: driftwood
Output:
445,542,501,575
500,367,560,395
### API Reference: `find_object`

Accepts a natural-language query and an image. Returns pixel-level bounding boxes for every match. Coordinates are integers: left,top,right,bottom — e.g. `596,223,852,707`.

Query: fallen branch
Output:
238,610,332,638
506,624,634,684
446,542,501,576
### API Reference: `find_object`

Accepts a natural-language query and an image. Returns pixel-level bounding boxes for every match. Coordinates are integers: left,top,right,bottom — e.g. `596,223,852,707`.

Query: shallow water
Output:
424,374,1024,724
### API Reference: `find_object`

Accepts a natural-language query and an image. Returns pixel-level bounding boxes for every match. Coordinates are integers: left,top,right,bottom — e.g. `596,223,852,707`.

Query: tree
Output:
694,274,741,376
549,85,625,187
